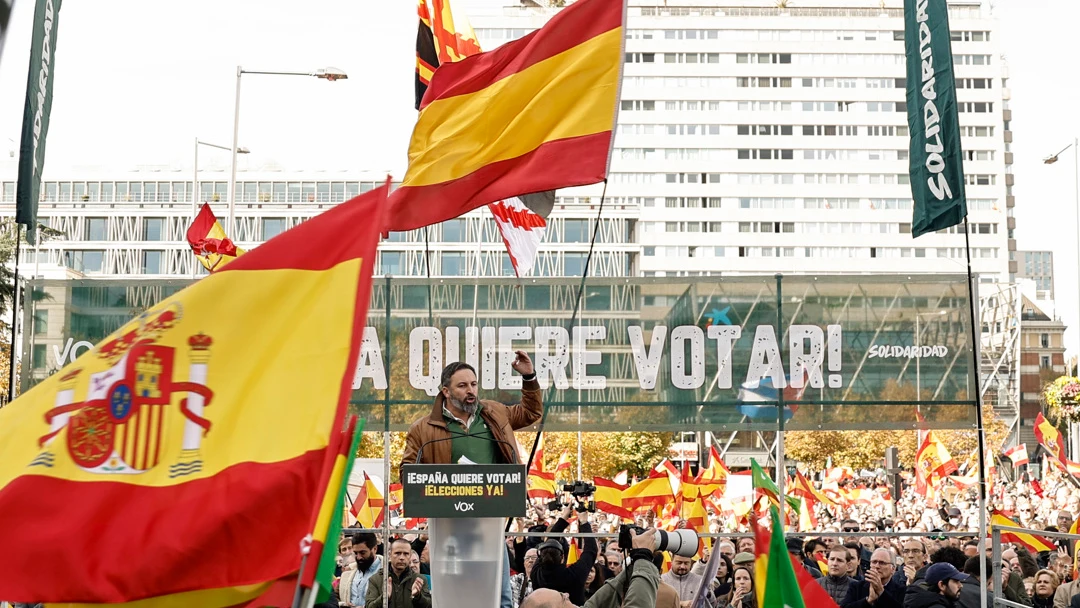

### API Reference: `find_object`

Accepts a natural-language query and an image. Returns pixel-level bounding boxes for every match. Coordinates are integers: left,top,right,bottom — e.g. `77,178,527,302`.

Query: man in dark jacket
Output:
843,548,904,608
365,539,432,608
818,545,856,606
903,563,967,608
788,537,822,579
958,557,995,608
530,508,599,606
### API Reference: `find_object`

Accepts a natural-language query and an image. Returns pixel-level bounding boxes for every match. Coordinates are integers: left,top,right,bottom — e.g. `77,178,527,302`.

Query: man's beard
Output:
451,396,478,415
356,556,376,572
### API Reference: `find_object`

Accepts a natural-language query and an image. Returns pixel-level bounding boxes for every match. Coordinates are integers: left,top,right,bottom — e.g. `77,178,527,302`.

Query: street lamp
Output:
228,66,348,234
194,138,248,277
915,310,947,402
1044,138,1080,360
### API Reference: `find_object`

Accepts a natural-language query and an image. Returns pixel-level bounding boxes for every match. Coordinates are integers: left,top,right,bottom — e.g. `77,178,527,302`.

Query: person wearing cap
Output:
529,508,598,606
785,537,822,579
903,563,967,608
732,552,756,568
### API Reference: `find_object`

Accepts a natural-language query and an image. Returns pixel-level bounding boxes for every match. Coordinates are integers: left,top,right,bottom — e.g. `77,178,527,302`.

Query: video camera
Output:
546,481,597,513
618,524,698,558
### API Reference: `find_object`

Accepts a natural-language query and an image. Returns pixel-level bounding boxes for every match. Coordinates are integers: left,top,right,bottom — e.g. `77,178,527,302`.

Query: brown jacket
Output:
400,378,543,477
656,581,680,608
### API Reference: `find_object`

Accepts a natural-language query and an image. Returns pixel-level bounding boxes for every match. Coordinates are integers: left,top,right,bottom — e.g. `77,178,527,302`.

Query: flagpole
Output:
962,217,988,608
512,179,608,533
7,223,21,404
774,273,785,525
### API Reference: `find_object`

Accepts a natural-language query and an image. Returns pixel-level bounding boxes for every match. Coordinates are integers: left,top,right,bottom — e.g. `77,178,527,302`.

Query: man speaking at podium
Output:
401,352,542,473
401,353,542,608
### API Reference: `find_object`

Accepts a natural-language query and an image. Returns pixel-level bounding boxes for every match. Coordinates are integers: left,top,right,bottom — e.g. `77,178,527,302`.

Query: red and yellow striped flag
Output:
186,202,246,272
990,510,1055,553
387,0,624,231
0,184,389,604
696,445,729,497
593,476,631,519
555,450,572,475
622,470,674,511
1035,412,1069,473
350,471,386,529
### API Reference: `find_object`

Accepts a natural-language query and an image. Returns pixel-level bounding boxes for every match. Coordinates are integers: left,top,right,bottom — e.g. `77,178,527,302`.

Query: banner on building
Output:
16,0,62,245
903,0,967,237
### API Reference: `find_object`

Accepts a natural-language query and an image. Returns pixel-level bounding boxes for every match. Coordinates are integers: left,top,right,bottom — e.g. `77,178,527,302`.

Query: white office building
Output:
0,0,1013,283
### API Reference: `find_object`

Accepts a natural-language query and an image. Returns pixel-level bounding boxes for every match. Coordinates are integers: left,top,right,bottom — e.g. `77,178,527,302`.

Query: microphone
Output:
415,432,519,464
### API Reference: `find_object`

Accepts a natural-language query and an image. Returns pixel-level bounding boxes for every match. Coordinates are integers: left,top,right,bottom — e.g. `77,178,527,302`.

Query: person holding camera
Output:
531,504,599,606
522,528,661,608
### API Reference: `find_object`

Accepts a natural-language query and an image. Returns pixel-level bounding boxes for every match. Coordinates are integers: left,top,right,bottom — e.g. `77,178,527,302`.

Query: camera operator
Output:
530,503,599,605
522,528,660,608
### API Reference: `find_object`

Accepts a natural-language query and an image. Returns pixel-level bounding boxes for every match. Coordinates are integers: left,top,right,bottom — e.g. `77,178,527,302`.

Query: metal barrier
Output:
991,524,1080,608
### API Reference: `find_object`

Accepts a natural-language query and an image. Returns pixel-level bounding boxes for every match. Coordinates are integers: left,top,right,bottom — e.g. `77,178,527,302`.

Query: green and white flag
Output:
16,0,62,245
904,0,966,237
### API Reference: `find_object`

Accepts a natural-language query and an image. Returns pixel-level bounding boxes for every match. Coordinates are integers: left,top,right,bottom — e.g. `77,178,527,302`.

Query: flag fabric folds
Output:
0,184,389,604
990,510,1055,553
350,471,386,529
593,476,631,519
761,506,807,608
187,203,246,271
311,417,364,602
555,450,572,475
1004,443,1029,467
903,0,967,236
1035,412,1069,472
488,197,548,277
622,470,674,511
388,0,624,231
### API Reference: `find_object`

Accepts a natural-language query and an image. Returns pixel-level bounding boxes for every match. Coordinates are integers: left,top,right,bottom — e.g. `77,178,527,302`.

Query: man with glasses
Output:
842,548,904,608
892,540,927,588
602,548,624,578
512,549,539,608
715,541,735,562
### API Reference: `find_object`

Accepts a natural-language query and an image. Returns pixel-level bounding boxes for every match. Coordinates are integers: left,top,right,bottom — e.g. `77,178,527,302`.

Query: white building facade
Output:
0,0,1013,284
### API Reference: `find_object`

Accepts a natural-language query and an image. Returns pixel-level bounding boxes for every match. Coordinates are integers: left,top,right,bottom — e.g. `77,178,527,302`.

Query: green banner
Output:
16,0,62,246
904,0,966,238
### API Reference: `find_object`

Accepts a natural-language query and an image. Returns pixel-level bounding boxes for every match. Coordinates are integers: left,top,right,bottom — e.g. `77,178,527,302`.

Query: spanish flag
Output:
990,510,1055,553
186,202,245,272
1035,412,1069,473
593,476,631,519
415,0,482,108
622,470,674,511
0,184,388,604
696,445,729,496
388,0,624,231
351,471,386,529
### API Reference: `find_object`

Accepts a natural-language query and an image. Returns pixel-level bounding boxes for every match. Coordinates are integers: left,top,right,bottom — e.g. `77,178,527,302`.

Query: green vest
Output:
446,411,499,465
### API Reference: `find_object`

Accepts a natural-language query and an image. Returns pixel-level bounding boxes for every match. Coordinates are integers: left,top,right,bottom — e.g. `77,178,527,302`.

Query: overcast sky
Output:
1,0,1079,354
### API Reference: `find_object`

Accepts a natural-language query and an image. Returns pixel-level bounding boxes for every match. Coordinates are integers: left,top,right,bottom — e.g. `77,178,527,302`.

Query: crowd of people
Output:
324,463,1080,608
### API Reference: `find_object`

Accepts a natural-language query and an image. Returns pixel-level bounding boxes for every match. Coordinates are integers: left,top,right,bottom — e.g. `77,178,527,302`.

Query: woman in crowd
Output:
729,566,756,608
584,563,605,601
714,554,735,608
1032,569,1060,608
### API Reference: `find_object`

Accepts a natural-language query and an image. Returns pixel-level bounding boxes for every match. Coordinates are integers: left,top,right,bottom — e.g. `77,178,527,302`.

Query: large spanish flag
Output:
990,510,1055,553
593,475,631,519
387,0,624,231
0,184,389,604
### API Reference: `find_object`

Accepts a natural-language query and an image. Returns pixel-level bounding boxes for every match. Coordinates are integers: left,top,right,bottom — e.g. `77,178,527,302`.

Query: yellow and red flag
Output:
0,184,389,605
350,471,386,529
186,202,245,272
696,445,729,496
623,469,674,511
990,510,1055,553
388,482,403,512
415,0,482,108
388,0,624,231
555,450,572,476
593,476,631,519
791,469,834,507
1035,412,1069,473
527,434,556,499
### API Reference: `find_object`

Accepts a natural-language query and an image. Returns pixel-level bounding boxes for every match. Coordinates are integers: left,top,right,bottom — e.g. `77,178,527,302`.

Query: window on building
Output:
1041,355,1051,368
144,217,165,241
442,219,466,242
380,252,402,275
32,344,47,370
565,253,588,276
86,218,107,241
262,218,287,240
33,310,47,335
143,250,163,274
442,252,467,276
564,219,590,243
1041,333,1050,348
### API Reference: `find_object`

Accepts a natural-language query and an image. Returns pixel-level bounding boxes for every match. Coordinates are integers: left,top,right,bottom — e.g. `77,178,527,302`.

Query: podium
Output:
402,464,527,608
